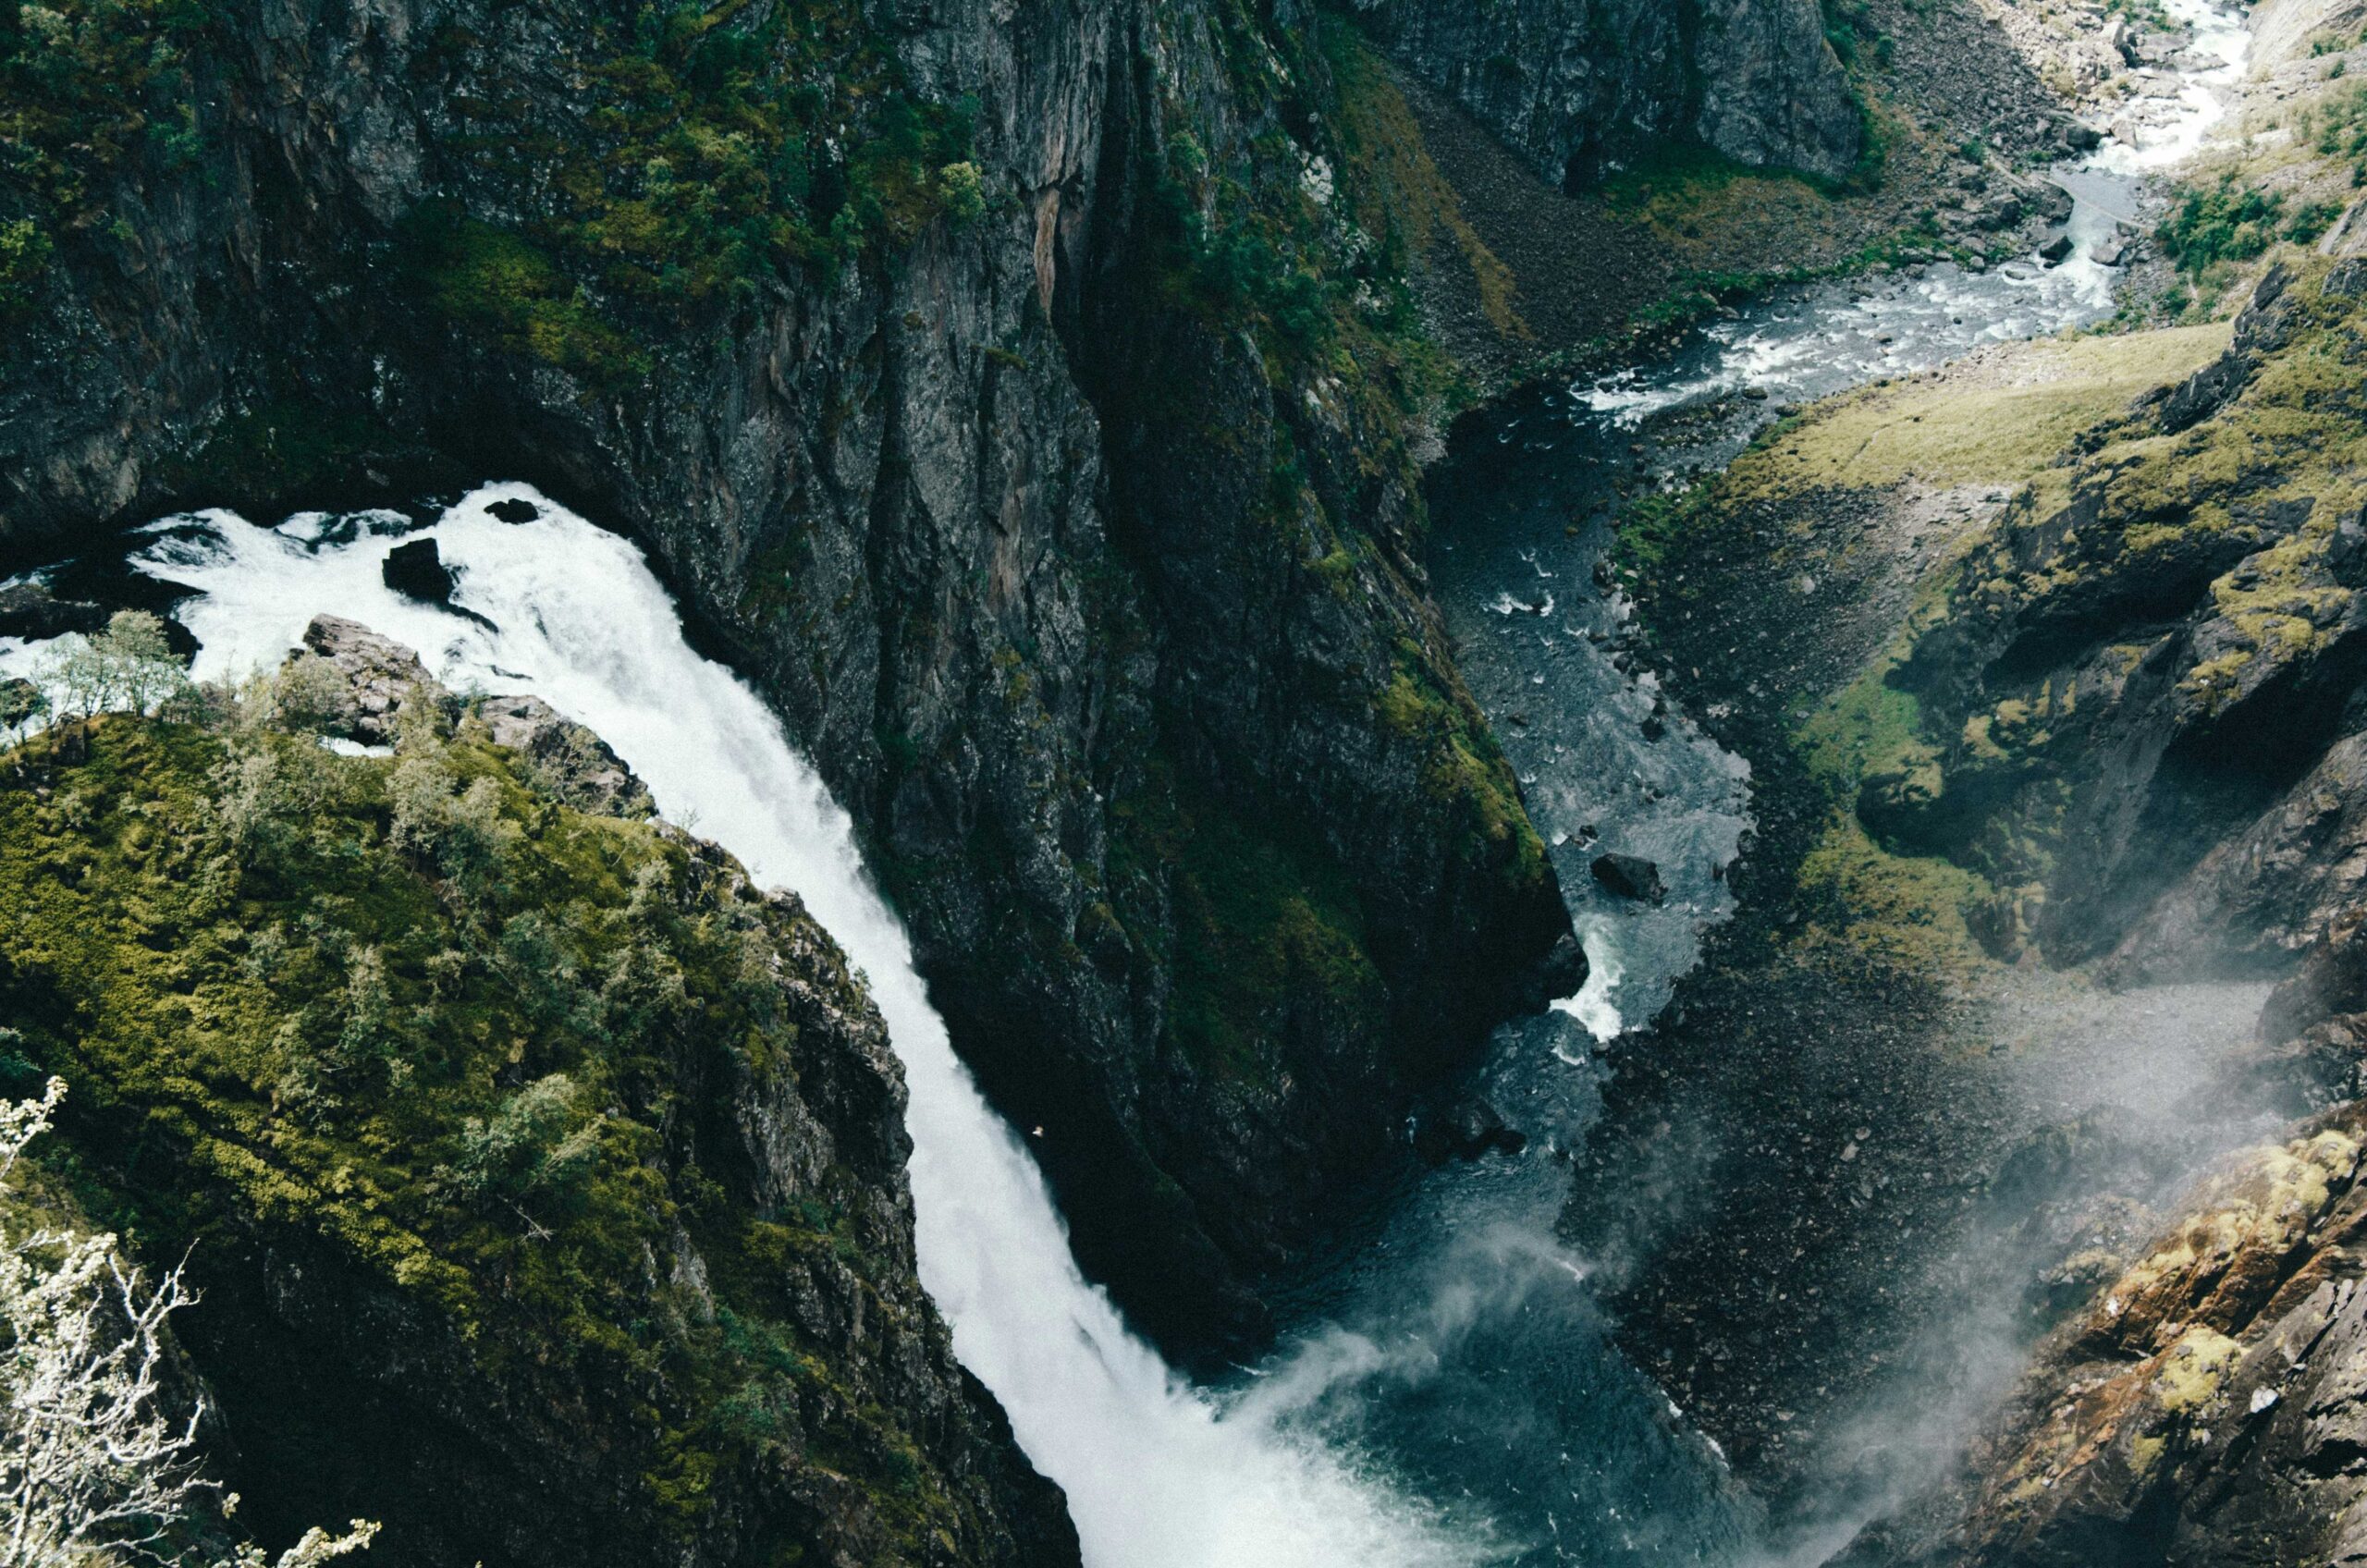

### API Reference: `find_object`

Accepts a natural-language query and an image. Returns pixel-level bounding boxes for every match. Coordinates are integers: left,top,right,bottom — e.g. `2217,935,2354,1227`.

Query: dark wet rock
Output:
2112,734,2367,980
2158,262,2297,434
2261,908,2367,1048
2064,119,2103,151
1852,1102,2367,1568
1591,851,1667,902
2037,232,2075,264
1414,1096,1528,1163
486,497,540,523
0,0,1575,1371
1504,931,1588,1014
381,536,454,603
1347,0,1862,187
2155,345,2253,435
0,581,106,641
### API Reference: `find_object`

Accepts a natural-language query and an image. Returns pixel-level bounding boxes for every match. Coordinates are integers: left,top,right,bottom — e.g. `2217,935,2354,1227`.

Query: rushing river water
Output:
0,5,2253,1562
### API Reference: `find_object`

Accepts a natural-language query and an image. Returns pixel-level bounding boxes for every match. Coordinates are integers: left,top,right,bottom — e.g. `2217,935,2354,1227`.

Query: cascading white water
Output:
125,484,1499,1568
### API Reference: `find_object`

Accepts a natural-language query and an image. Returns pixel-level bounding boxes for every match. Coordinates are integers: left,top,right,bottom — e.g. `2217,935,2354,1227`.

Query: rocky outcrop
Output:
0,637,1078,1568
1840,939,2367,1567
0,0,1572,1360
1343,0,1864,189
1860,261,2367,973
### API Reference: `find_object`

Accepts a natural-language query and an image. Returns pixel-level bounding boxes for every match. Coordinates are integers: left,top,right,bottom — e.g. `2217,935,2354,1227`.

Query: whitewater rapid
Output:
118,486,1500,1568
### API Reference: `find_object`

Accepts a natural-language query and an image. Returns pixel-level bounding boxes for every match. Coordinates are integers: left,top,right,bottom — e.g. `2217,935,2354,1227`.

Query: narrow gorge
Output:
7,0,2367,1565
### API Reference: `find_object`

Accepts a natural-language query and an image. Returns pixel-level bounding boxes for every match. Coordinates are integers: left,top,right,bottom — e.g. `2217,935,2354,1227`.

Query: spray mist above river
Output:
0,3,2259,1563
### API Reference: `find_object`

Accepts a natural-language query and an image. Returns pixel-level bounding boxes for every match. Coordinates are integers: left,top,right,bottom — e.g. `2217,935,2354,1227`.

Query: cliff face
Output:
0,0,1574,1359
1871,260,2367,977
1342,0,1864,190
1840,924,2367,1568
0,626,1077,1568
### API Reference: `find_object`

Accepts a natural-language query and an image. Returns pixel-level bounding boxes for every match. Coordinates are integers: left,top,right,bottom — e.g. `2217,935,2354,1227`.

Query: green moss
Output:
1322,18,1527,342
0,0,208,231
0,215,52,322
0,712,960,1552
1165,790,1384,1084
400,205,652,383
427,3,979,313
1377,650,1551,890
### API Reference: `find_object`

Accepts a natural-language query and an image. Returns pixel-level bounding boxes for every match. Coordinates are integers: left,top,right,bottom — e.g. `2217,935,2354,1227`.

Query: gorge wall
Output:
0,0,1631,1362
1343,0,1865,190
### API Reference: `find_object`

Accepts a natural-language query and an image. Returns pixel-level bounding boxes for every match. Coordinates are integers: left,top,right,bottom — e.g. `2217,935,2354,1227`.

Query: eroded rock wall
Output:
1343,0,1865,189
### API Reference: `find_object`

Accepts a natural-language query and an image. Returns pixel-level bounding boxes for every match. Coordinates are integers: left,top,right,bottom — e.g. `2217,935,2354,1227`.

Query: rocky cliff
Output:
0,623,1078,1568
1872,256,2367,976
1343,0,1865,190
0,0,1574,1360
1838,925,2367,1568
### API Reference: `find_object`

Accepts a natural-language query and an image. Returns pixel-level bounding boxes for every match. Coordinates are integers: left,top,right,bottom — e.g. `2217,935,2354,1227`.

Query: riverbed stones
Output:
1591,851,1667,902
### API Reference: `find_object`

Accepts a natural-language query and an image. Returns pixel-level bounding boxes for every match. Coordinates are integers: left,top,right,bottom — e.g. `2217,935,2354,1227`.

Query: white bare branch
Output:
0,1078,377,1568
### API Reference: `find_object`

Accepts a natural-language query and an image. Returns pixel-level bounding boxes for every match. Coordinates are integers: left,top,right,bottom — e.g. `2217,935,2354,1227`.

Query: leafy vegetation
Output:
0,0,208,317
2160,173,2344,276
408,0,987,371
0,663,968,1551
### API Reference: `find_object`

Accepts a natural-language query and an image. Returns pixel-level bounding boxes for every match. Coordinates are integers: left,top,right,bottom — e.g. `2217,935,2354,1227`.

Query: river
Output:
0,4,2251,1562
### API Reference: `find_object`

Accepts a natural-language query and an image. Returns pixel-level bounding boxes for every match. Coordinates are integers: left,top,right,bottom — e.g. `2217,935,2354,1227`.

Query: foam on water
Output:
128,484,1501,1568
1574,0,2248,431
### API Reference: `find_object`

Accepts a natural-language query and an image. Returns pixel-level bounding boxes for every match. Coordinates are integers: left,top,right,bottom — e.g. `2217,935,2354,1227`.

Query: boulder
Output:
0,676,42,733
301,613,442,745
476,694,656,819
0,582,106,641
382,536,455,604
1591,851,1667,902
1413,1096,1528,1163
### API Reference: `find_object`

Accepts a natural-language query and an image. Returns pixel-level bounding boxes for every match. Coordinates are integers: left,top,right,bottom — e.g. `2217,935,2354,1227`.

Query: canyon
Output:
9,0,2367,1565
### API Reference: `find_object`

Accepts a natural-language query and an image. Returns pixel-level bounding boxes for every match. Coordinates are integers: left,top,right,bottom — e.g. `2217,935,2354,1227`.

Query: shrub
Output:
2159,175,2343,275
0,218,51,321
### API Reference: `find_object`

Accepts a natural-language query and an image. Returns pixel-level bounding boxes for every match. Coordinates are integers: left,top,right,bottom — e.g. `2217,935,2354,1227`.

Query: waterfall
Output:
129,484,1498,1568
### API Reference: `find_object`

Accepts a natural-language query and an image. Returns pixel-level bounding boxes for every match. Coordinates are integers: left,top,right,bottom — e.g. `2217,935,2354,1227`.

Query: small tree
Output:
0,679,44,751
43,611,189,729
0,1079,377,1568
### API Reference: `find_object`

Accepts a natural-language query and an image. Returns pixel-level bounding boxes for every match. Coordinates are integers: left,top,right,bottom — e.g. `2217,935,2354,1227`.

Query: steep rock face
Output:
0,639,1077,1568
1841,925,2367,1568
1867,261,2367,973
0,0,1572,1358
1342,0,1863,189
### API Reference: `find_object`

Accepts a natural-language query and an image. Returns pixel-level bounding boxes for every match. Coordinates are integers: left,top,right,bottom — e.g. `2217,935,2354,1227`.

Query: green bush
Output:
0,217,51,320
0,696,957,1541
2159,174,2343,275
